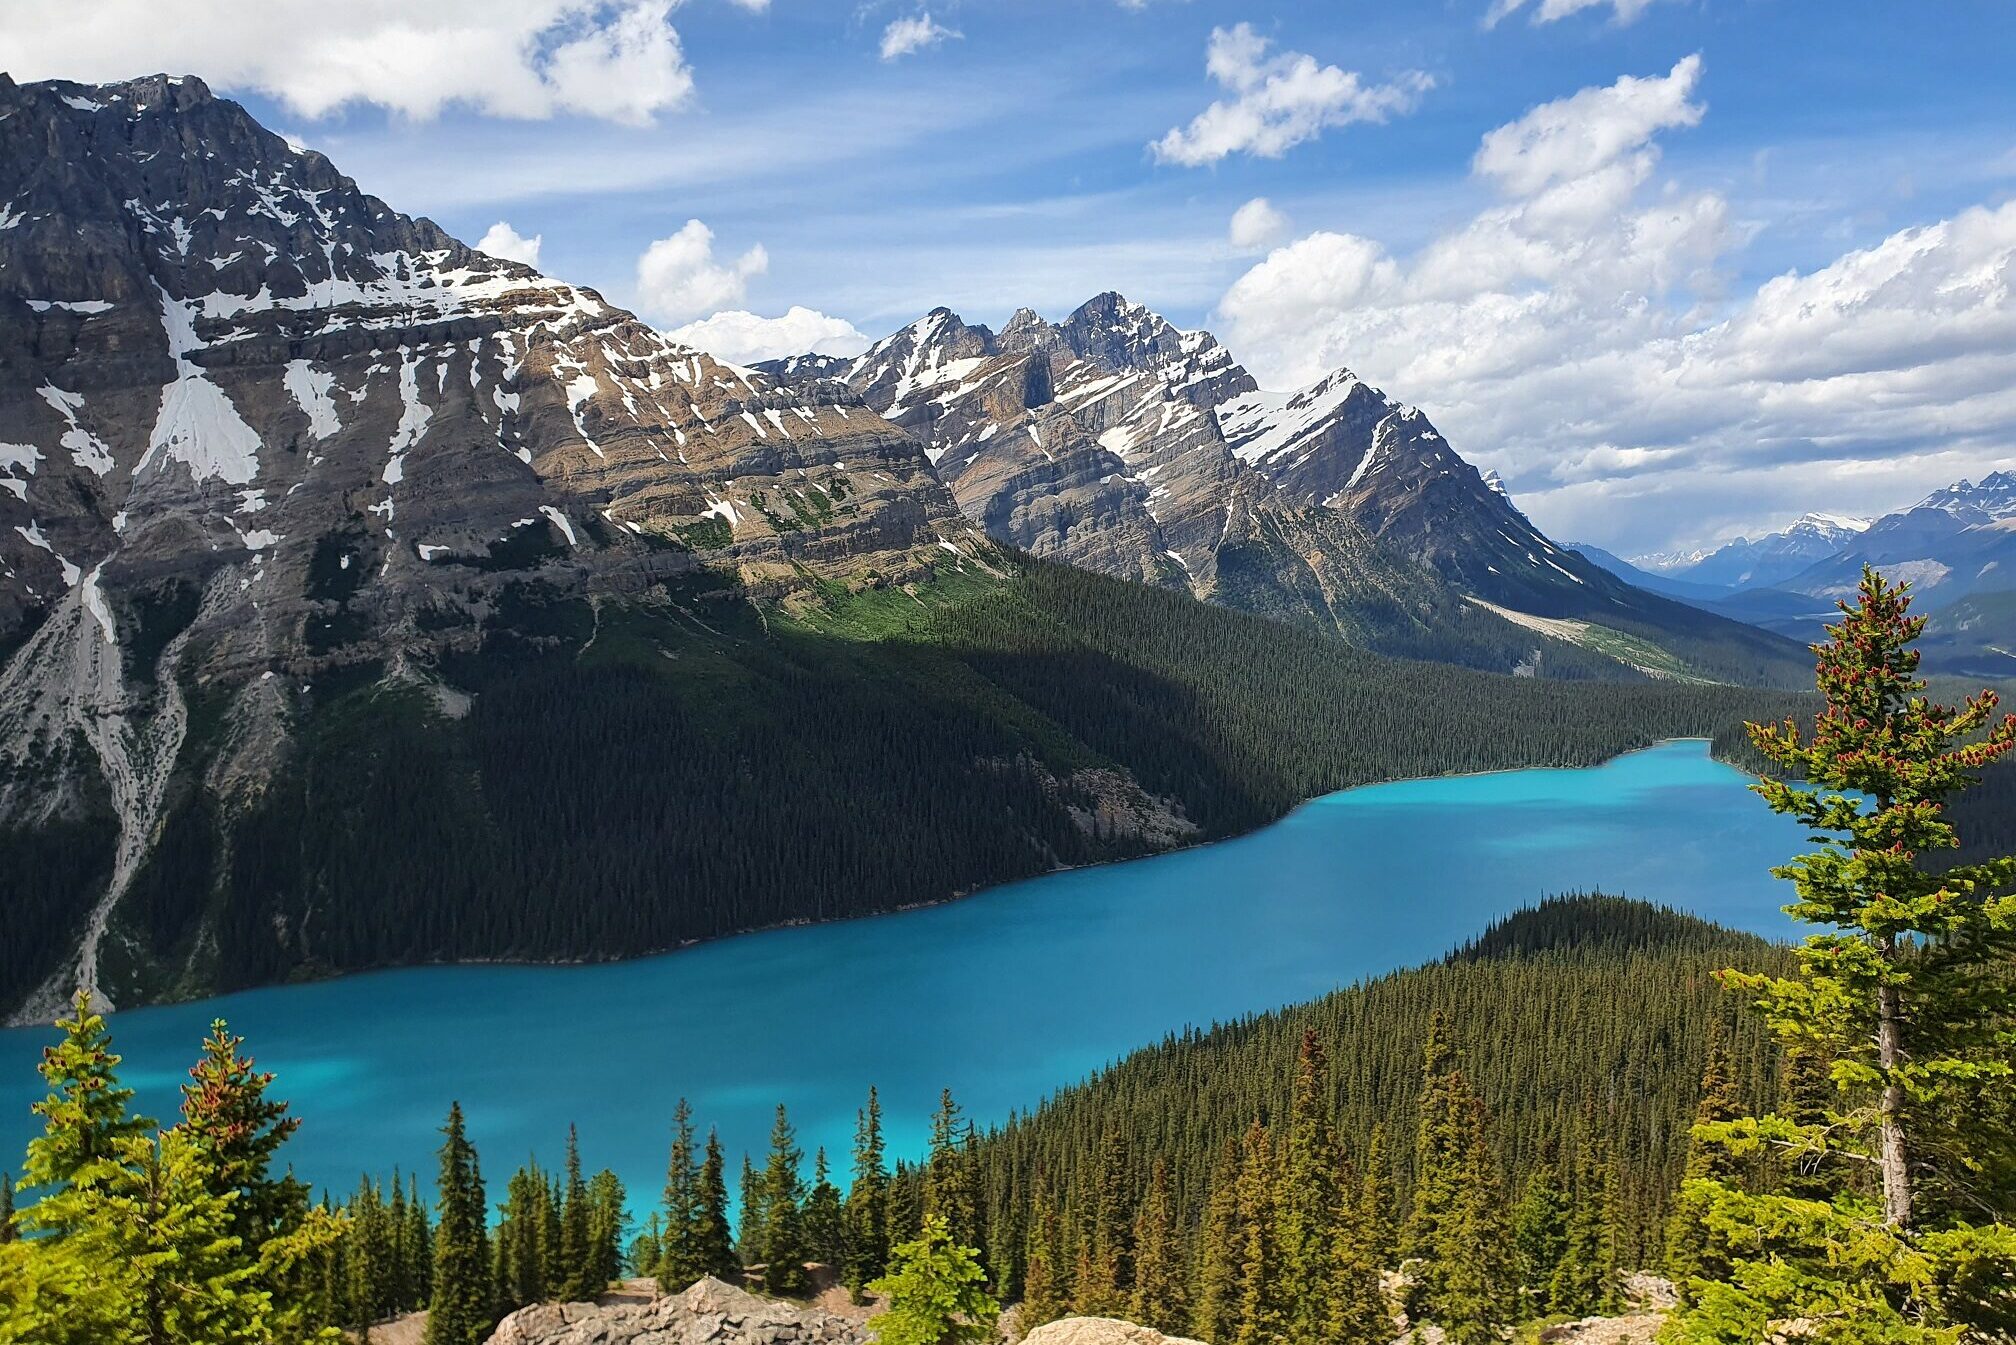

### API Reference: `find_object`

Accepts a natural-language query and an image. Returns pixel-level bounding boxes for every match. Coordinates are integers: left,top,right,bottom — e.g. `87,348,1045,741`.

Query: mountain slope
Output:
763,299,1811,686
1642,512,1871,591
0,75,1812,1018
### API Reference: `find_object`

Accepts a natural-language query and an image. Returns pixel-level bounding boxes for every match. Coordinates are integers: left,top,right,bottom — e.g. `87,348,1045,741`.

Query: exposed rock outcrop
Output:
1019,1318,1208,1345
486,1277,867,1345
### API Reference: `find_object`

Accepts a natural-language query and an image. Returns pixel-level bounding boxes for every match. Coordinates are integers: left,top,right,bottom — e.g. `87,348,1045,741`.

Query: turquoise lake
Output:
1,739,1806,1208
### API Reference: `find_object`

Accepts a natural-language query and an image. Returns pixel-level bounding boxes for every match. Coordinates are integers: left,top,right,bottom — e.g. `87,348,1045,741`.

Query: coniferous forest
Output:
5,573,2014,1345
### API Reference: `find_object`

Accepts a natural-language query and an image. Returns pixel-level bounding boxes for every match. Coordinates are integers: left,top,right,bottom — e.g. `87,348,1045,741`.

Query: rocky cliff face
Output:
762,294,1797,678
0,73,985,1019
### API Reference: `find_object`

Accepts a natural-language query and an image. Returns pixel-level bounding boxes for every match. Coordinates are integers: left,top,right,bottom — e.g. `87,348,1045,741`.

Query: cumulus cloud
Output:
879,12,960,62
476,220,544,268
1228,197,1290,250
635,219,768,325
1486,0,1663,27
1215,55,2016,550
0,0,696,124
1152,23,1433,166
667,306,872,365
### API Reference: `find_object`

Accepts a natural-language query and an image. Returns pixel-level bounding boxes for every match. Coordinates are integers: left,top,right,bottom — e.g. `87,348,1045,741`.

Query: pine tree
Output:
0,1171,14,1243
1357,1125,1396,1271
658,1100,704,1291
804,1148,846,1270
587,1169,626,1291
630,1213,664,1281
738,1153,762,1268
496,1161,551,1310
1191,1137,1243,1345
1020,1168,1069,1330
1231,1118,1281,1345
1076,1119,1131,1315
1511,1153,1570,1311
759,1105,810,1296
1402,1013,1513,1342
887,1160,923,1247
866,1214,999,1345
1128,1157,1185,1333
923,1090,980,1256
19,989,151,1235
405,1171,433,1308
1274,1029,1343,1343
1553,1122,1618,1317
425,1102,492,1345
845,1087,891,1303
1670,571,2016,1340
1665,1026,1745,1290
557,1125,595,1300
696,1130,738,1279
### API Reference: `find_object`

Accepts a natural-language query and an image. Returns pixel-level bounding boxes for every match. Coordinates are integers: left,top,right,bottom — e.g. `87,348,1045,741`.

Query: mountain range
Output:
1575,474,2016,674
0,74,1811,1017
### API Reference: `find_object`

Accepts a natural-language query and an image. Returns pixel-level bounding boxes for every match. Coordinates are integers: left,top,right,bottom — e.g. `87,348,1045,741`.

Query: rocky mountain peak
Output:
1915,470,2016,521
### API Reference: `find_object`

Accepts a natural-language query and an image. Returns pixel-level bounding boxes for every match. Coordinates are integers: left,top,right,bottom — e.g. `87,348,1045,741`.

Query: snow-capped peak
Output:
1913,471,2016,521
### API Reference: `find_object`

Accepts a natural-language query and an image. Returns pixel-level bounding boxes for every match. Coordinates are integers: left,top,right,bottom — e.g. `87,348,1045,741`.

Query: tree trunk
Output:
1876,936,1911,1228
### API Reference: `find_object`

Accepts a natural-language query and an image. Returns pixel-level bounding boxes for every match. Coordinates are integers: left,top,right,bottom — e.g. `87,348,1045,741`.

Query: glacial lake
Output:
1,739,1806,1206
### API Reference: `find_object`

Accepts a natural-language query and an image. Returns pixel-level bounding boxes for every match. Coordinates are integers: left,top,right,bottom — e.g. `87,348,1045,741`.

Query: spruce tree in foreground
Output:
759,1105,810,1296
1671,568,2016,1341
658,1100,703,1290
846,1087,891,1302
696,1130,738,1280
1128,1157,1185,1333
1402,1012,1513,1342
426,1102,492,1345
804,1148,846,1270
867,1214,999,1345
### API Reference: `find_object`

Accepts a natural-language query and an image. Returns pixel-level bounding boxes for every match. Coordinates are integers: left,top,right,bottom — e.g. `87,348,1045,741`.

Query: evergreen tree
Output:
1019,1168,1068,1331
0,1171,14,1243
804,1148,846,1270
1191,1137,1243,1345
923,1090,980,1256
495,1161,551,1311
1511,1154,1569,1312
1274,1029,1343,1343
866,1214,999,1345
759,1105,810,1297
404,1172,432,1309
178,1016,312,1272
737,1153,763,1269
425,1102,492,1345
1665,1026,1746,1290
1231,1118,1281,1345
845,1088,891,1303
1553,1121,1618,1316
696,1130,738,1279
887,1160,923,1247
1357,1125,1396,1271
630,1213,664,1281
19,990,151,1233
1402,1013,1513,1342
556,1125,594,1300
1076,1120,1132,1315
1672,571,2016,1340
658,1100,704,1291
587,1169,625,1291
1128,1157,1185,1334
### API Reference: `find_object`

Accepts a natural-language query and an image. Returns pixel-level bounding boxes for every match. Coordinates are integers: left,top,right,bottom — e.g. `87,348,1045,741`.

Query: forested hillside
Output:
918,897,1795,1315
5,558,1813,1015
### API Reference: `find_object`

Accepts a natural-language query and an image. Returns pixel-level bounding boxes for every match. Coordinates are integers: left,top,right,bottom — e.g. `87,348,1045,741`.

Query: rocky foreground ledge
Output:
483,1277,1204,1345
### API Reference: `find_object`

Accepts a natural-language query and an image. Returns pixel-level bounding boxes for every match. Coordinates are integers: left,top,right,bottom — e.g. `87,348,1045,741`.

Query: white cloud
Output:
1472,53,1702,196
667,306,871,365
1486,0,1663,28
634,219,769,324
1151,23,1433,167
1228,197,1290,250
0,0,695,124
1215,56,2016,551
476,220,544,268
879,12,960,62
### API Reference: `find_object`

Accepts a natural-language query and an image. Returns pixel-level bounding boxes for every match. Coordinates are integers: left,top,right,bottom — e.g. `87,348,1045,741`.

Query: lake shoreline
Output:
13,735,1745,1029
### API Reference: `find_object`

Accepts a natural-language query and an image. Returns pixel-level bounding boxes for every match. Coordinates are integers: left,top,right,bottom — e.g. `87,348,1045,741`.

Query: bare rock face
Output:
1019,1317,1209,1345
486,1278,868,1345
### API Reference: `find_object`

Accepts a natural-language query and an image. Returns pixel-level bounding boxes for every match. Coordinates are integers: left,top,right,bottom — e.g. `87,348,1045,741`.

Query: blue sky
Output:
7,0,2016,551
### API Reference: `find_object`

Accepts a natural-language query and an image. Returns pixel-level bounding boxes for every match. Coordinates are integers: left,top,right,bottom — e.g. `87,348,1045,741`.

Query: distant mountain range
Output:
1573,473,2016,674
